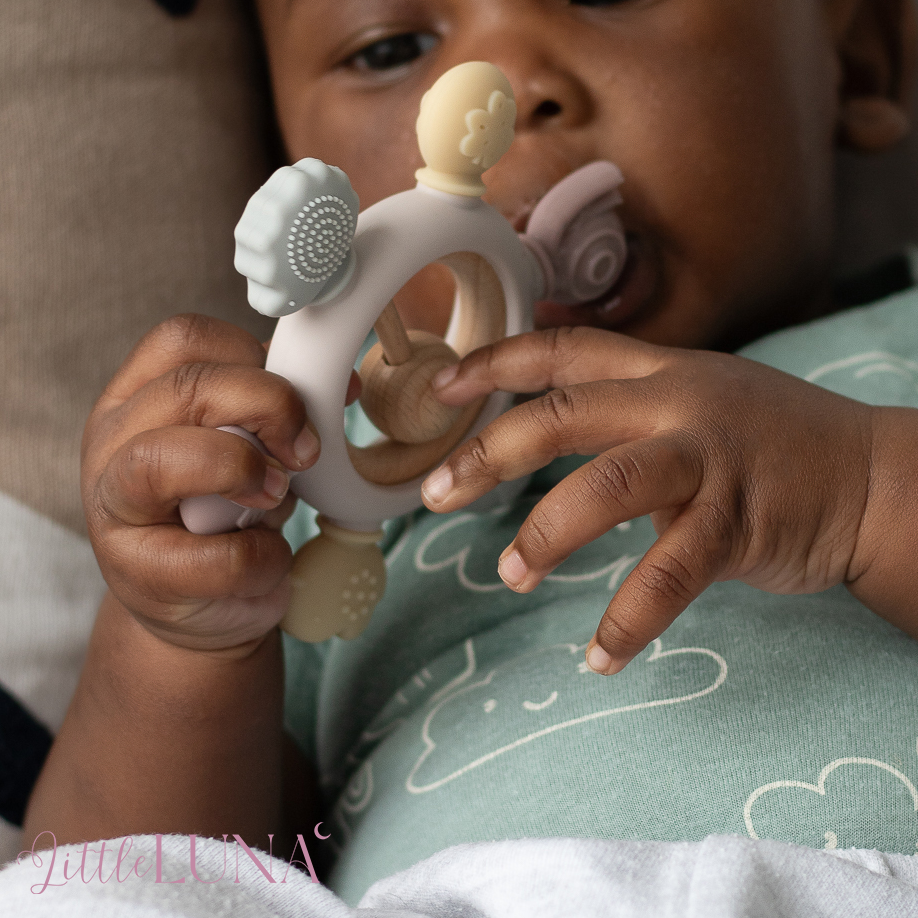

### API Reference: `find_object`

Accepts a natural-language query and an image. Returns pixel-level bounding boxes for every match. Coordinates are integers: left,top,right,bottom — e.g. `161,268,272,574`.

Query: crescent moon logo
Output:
313,822,331,840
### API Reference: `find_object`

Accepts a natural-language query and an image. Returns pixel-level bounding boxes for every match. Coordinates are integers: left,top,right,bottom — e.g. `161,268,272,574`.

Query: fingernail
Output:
432,363,459,390
586,642,613,675
498,549,528,590
585,640,628,676
263,464,289,502
294,426,319,468
422,465,453,506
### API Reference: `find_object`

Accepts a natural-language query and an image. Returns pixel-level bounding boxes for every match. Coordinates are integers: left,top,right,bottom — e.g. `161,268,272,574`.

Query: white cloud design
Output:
413,510,639,594
330,760,374,851
406,636,727,794
806,351,918,397
743,754,918,850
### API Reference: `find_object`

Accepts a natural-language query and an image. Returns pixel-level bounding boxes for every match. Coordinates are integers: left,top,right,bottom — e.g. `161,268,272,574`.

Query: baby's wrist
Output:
30,590,286,847
96,590,283,697
844,406,918,634
86,591,285,746
129,611,278,662
105,576,290,658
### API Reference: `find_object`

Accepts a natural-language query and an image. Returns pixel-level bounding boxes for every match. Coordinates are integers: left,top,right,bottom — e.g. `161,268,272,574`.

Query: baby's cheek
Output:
326,102,423,201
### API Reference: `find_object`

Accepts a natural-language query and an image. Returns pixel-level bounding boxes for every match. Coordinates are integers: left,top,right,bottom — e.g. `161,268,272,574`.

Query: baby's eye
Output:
347,32,438,73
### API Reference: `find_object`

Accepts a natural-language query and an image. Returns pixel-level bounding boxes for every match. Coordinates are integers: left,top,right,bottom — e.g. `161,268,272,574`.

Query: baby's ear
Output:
833,0,916,152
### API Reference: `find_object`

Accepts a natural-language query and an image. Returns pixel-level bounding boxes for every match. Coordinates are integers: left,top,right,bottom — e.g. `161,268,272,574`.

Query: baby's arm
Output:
24,592,289,848
24,315,319,849
423,327,918,673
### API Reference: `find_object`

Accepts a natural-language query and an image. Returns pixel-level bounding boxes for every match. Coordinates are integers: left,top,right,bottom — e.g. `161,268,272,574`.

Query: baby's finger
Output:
586,510,730,675
495,437,702,592
433,326,666,406
90,427,291,529
98,362,317,474
346,369,362,406
260,489,299,531
422,379,662,511
101,314,269,409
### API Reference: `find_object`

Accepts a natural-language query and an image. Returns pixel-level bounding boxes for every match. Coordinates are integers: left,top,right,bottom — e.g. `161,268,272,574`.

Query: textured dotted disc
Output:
282,519,386,643
287,195,355,284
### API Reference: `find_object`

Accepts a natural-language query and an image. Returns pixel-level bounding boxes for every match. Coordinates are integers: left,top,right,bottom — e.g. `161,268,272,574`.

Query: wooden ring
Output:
347,251,507,486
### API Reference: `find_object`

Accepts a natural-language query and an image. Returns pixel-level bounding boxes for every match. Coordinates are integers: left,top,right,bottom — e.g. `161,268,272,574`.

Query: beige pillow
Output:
0,0,274,535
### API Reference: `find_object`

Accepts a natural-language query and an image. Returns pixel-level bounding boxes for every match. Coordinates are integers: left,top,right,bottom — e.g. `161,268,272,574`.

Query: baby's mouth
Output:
532,233,655,332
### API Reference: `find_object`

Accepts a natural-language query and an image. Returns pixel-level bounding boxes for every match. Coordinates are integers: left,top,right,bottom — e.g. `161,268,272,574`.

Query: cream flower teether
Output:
415,62,517,197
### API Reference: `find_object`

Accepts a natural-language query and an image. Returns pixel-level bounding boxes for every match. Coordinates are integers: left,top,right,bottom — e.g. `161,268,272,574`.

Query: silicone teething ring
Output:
267,184,536,534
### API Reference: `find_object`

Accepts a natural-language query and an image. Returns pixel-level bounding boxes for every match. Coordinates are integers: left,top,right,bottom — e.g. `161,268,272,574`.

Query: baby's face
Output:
255,0,863,349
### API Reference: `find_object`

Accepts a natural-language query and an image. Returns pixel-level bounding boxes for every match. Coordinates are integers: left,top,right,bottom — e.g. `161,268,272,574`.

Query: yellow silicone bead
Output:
415,61,517,197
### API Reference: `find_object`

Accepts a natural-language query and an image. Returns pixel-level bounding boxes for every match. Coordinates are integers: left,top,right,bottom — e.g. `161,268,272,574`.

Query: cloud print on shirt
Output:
805,350,918,406
412,505,643,595
744,748,918,853
404,636,727,794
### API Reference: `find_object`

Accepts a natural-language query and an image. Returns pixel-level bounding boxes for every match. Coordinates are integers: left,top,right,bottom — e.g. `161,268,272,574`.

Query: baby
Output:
20,0,918,902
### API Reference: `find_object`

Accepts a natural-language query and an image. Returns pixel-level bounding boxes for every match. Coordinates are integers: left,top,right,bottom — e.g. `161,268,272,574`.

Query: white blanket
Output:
2,833,918,917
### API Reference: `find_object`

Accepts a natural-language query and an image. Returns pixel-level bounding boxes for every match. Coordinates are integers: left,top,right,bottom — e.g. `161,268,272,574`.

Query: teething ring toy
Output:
180,62,627,643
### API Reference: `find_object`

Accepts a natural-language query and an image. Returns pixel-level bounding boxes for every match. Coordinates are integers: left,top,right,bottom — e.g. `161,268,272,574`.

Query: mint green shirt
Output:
284,289,918,903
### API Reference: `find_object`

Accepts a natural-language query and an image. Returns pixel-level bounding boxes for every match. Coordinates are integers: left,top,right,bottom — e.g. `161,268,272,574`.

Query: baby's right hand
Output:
81,314,319,653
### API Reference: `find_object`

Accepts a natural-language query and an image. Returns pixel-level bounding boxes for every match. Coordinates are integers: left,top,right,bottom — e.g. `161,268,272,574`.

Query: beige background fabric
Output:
0,0,274,535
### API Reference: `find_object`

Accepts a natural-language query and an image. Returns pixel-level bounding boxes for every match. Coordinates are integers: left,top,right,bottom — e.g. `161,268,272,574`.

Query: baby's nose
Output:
512,67,592,131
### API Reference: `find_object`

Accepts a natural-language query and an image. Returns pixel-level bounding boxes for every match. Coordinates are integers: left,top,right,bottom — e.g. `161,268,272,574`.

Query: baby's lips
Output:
503,161,625,233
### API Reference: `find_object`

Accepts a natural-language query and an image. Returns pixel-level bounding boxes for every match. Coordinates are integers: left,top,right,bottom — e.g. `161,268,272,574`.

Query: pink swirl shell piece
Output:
523,161,626,306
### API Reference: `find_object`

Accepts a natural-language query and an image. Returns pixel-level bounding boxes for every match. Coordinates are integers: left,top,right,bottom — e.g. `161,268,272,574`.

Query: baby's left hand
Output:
422,327,875,674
